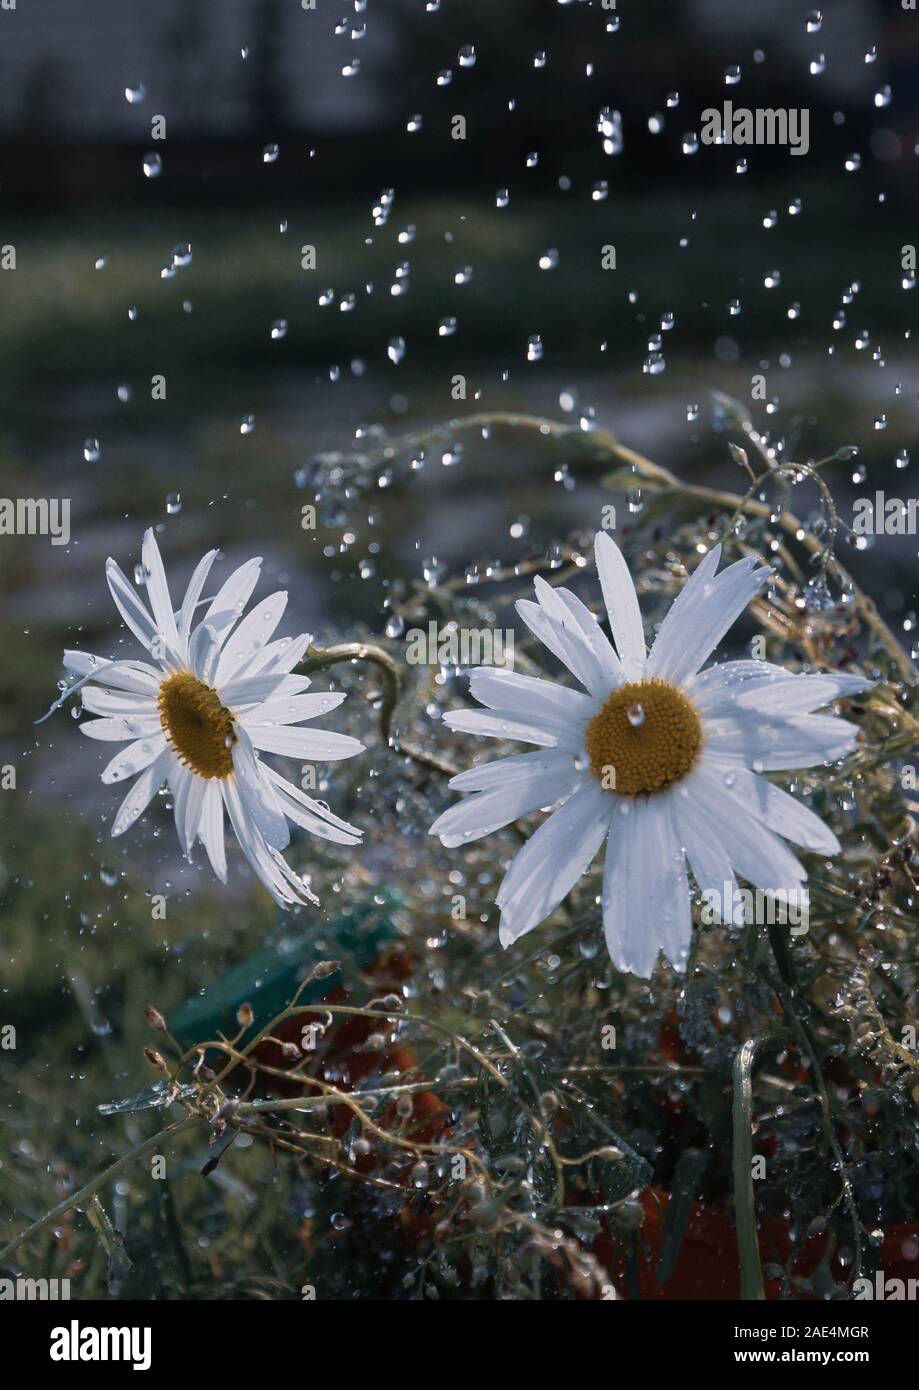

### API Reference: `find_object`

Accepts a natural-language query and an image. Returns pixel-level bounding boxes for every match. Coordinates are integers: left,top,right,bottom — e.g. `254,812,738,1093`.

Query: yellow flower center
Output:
158,671,236,779
585,678,702,797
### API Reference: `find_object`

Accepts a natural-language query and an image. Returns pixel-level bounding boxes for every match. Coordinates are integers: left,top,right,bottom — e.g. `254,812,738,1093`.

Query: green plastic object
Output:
168,894,400,1050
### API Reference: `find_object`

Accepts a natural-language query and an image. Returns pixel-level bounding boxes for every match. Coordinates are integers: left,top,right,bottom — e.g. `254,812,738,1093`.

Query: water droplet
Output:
806,10,823,32
538,248,559,270
262,143,279,163
724,65,741,86
526,334,543,362
83,437,101,463
387,336,406,364
627,703,645,727
240,414,256,434
165,491,182,515
458,44,476,68
142,151,162,178
270,318,288,340
125,83,146,104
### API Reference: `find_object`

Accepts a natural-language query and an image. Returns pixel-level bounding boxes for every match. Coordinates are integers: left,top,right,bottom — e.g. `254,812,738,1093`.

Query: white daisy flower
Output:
431,532,871,977
59,529,364,908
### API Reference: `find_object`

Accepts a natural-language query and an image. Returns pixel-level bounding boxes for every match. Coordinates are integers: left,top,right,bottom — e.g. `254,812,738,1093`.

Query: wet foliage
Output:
4,404,918,1300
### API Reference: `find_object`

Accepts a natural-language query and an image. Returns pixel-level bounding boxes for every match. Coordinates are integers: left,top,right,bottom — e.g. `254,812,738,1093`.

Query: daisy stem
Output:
300,641,401,742
732,1034,778,1300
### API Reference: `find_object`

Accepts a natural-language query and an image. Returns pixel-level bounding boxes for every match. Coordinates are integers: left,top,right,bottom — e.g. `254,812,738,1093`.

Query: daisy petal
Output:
594,531,646,677
532,576,623,695
497,782,610,946
64,652,160,695
603,797,692,976
170,764,194,853
202,557,262,647
671,784,740,923
264,766,362,845
183,771,207,854
703,761,840,854
81,687,158,718
232,730,290,850
245,725,364,761
218,673,311,707
198,780,227,882
431,750,582,847
188,622,221,684
443,708,561,749
704,711,860,770
222,778,316,907
468,666,594,728
81,714,163,741
238,691,347,728
448,747,578,792
515,598,608,696
689,661,872,717
689,763,807,889
215,591,289,685
178,549,219,650
111,748,172,837
100,733,168,785
142,528,181,655
647,553,771,686
244,632,313,677
106,559,179,664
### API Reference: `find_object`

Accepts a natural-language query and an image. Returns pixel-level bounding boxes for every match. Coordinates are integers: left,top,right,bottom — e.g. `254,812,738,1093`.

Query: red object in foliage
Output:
598,1188,919,1299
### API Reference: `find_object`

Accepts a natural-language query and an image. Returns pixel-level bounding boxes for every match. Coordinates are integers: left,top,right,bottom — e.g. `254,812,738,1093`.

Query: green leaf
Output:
656,1147,708,1287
